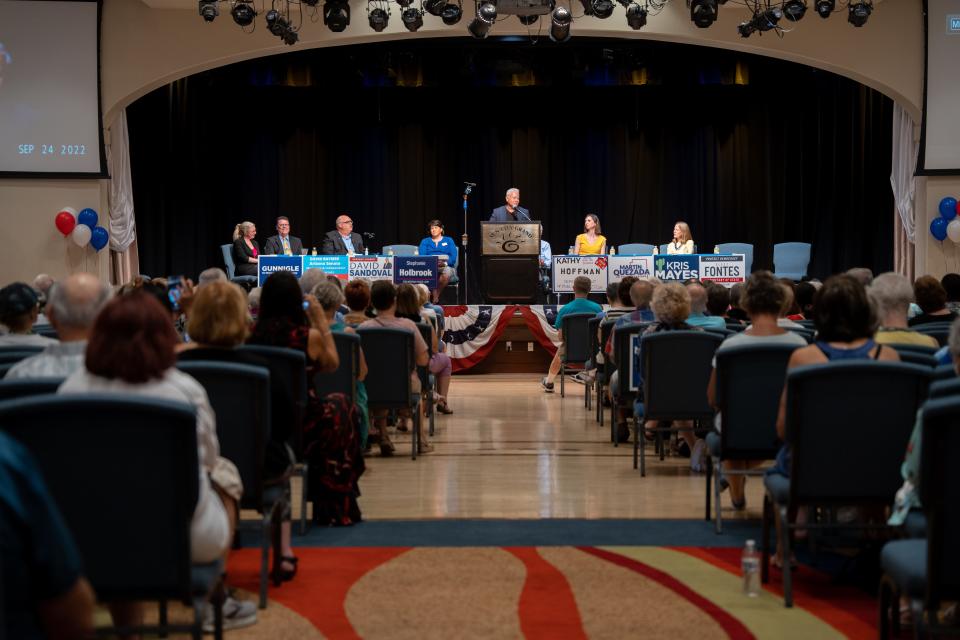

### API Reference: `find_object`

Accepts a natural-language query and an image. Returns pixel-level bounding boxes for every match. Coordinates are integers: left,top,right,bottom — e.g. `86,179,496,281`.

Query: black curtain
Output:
128,38,894,299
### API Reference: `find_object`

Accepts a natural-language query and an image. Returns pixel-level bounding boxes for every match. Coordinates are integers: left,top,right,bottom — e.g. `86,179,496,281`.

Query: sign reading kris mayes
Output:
393,255,439,289
552,255,608,293
654,255,699,281
258,255,302,286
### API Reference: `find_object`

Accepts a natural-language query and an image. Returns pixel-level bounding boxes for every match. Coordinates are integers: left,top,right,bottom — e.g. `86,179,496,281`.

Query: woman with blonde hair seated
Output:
667,221,694,255
232,221,259,277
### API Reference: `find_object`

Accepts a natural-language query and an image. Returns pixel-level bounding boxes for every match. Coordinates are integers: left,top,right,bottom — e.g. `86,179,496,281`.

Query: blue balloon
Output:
939,197,958,220
77,208,98,229
931,217,949,241
90,226,109,252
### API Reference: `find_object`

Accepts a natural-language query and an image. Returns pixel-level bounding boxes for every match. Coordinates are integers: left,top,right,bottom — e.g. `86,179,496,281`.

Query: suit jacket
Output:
489,205,531,222
263,234,303,256
231,237,260,276
321,230,364,255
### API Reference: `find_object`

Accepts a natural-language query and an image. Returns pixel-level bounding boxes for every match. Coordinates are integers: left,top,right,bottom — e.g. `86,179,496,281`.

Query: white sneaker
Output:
690,439,707,473
202,595,258,632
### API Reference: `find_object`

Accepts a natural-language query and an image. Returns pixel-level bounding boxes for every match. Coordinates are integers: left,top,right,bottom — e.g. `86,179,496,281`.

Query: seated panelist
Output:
418,219,458,303
322,214,365,255
231,221,259,277
573,214,606,255
667,221,695,254
263,216,303,256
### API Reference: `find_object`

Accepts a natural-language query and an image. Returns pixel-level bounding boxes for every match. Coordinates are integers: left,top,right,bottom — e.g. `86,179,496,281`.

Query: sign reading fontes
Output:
481,221,541,256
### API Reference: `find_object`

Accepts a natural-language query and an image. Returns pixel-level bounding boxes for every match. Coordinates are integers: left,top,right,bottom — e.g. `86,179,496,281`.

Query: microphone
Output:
362,232,376,238
464,181,477,186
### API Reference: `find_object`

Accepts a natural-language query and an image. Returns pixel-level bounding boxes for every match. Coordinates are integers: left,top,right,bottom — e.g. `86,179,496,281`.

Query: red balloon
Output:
55,211,76,236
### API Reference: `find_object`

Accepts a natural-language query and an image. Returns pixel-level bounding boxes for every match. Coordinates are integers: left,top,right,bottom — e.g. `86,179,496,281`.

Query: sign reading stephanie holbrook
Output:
607,255,653,284
481,222,540,256
393,255,439,289
698,254,746,287
258,255,302,286
552,255,608,293
347,256,394,281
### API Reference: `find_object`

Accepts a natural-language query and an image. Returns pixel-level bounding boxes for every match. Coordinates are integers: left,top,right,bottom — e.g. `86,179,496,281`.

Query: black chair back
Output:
642,330,723,421
895,350,938,368
928,377,960,399
704,327,734,340
725,322,747,333
613,322,649,397
237,344,307,457
0,377,65,401
561,313,596,364
32,325,59,339
177,361,270,510
313,331,360,401
715,343,800,459
587,317,601,370
914,322,953,347
786,361,931,505
892,343,939,356
789,327,815,343
356,327,415,409
0,395,198,600
934,363,956,381
0,346,45,365
920,397,960,602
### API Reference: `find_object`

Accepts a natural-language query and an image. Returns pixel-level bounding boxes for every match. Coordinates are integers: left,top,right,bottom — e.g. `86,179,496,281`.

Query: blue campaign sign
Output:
303,254,348,278
393,255,439,289
629,334,642,391
258,255,302,286
653,254,700,281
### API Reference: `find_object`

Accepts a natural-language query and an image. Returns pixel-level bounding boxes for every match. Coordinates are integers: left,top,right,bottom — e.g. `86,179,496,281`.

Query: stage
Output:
441,305,563,374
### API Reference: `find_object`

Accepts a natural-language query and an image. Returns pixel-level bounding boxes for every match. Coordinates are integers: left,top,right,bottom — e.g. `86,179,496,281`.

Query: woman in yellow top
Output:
573,214,607,255
667,221,695,254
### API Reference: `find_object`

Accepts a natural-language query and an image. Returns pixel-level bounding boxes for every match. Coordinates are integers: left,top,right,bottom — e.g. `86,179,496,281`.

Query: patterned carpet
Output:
219,543,877,639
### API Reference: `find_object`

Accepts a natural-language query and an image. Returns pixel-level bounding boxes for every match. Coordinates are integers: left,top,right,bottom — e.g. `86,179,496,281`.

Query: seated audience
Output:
7,273,111,379
247,286,262,320
768,274,899,566
941,272,960,313
705,283,733,324
684,282,726,330
706,271,807,509
868,272,939,348
58,292,240,629
726,282,749,322
1,431,96,640
794,281,816,319
360,281,432,454
845,267,874,287
415,283,441,333
607,278,657,361
32,273,55,325
299,268,327,295
0,282,59,347
343,279,372,325
579,277,637,385
541,275,602,393
909,275,959,326
396,283,454,415
778,279,805,324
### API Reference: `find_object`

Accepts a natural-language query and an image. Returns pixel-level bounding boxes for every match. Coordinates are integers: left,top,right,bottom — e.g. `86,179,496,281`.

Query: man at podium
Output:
489,187,531,222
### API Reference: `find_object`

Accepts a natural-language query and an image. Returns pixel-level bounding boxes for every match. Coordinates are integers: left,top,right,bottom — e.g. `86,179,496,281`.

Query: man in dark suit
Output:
263,216,304,256
489,187,531,222
321,214,365,255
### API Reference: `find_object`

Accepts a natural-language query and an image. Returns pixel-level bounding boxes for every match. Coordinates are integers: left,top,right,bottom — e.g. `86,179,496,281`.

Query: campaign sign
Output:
258,255,302,286
304,254,349,280
348,256,394,281
552,255,608,293
629,334,642,391
653,254,699,282
607,255,653,284
393,255,439,289
699,254,746,288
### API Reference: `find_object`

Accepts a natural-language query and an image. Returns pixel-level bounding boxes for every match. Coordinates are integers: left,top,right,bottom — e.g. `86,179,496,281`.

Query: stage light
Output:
737,18,756,37
368,5,389,31
265,9,299,44
441,3,463,24
814,0,834,18
591,0,615,19
757,5,781,30
625,3,647,29
519,14,539,25
324,0,351,31
689,0,717,28
847,0,871,27
782,0,806,21
402,6,424,30
424,0,446,16
199,0,219,22
230,0,256,26
467,2,496,39
549,5,571,42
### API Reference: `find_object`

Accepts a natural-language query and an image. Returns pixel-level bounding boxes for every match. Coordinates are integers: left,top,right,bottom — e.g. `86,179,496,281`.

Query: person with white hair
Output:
684,282,725,330
299,268,327,295
197,267,227,288
489,187,531,222
7,274,112,379
869,272,938,348
247,287,262,320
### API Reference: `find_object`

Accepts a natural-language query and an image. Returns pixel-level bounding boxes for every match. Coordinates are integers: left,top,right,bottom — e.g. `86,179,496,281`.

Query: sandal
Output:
437,402,453,415
273,555,298,582
380,441,396,457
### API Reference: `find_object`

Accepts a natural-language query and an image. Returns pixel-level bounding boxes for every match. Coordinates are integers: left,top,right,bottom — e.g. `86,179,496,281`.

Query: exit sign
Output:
949,14,960,33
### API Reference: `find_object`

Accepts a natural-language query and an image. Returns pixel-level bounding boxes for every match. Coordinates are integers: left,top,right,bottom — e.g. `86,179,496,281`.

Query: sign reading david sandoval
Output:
348,256,394,281
393,255,439,289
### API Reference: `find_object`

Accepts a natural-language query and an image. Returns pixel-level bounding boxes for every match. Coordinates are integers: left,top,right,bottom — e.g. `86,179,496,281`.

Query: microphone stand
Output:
462,183,473,304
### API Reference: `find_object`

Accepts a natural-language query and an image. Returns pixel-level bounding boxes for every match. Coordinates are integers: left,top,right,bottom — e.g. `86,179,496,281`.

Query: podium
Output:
481,221,540,303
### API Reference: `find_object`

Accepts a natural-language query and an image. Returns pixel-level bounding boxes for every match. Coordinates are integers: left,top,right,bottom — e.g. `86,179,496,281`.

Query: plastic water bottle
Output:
414,248,419,255
386,247,394,256
364,247,369,255
714,245,720,254
653,245,659,255
741,539,760,597
609,246,616,256
311,247,317,256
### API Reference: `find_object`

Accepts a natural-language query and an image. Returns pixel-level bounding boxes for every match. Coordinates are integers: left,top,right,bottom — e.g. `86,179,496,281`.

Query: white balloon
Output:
60,206,77,216
71,224,92,247
948,219,960,244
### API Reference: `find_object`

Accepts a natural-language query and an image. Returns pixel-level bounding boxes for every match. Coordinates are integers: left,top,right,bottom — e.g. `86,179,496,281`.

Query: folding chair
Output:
0,377,64,400
611,322,649,447
559,312,595,400
596,319,617,425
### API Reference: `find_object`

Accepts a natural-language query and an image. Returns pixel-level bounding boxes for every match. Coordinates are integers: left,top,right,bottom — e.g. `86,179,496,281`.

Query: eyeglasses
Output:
339,220,353,225
277,223,290,229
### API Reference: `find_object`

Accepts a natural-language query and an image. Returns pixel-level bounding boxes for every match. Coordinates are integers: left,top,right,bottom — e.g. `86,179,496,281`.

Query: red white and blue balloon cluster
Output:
54,207,109,252
931,197,960,244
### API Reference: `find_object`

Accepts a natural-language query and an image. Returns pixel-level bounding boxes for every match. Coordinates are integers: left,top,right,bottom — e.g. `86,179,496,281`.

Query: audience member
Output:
343,279,372,325
684,282,726,329
846,267,874,287
0,282,58,346
1,432,96,640
706,271,807,509
775,281,805,329
299,268,328,296
727,282,749,322
396,283,454,415
909,275,959,326
541,275,602,393
59,292,236,629
197,267,227,287
360,281,432,454
32,273,55,324
705,283,732,323
794,281,816,319
6,274,111,379
247,287,262,320
415,283,442,333
868,273,939,348
768,275,899,567
941,273,960,313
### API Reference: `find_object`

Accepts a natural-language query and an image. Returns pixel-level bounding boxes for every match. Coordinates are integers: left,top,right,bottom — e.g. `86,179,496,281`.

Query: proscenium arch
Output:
101,0,922,127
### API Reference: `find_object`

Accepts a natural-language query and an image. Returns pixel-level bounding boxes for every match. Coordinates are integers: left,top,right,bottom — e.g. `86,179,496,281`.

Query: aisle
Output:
356,373,765,521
